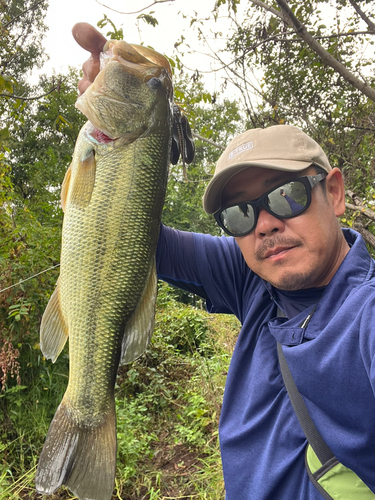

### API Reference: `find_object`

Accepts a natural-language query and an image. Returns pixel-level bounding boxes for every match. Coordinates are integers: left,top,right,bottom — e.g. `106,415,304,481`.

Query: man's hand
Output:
72,23,107,94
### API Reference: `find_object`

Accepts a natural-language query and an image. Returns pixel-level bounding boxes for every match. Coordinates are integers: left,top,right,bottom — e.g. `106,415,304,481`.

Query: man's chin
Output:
263,270,316,291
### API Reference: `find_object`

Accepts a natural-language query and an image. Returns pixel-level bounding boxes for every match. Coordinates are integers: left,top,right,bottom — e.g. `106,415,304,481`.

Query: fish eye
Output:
147,77,162,89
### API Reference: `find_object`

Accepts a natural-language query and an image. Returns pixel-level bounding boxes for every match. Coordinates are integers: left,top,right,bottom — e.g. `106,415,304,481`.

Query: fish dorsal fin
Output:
120,260,158,365
60,164,72,213
69,149,96,209
40,280,69,363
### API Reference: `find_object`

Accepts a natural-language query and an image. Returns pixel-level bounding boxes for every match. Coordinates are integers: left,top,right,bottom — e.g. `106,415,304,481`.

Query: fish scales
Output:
35,39,174,500
61,133,170,419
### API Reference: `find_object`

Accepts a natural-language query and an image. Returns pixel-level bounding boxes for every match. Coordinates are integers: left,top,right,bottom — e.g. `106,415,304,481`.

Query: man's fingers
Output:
72,22,107,59
72,23,107,93
82,56,101,83
78,75,94,96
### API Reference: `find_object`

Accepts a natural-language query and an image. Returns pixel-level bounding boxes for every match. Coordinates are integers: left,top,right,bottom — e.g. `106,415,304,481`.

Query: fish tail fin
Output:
35,397,117,500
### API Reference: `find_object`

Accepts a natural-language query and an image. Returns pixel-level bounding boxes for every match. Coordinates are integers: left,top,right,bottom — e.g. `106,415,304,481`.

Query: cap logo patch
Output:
229,141,253,160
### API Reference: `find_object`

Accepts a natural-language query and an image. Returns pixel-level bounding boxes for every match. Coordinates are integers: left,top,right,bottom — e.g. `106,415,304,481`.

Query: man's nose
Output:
254,208,285,237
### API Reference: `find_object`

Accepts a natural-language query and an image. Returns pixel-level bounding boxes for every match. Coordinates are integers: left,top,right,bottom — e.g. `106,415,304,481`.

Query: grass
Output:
0,286,240,499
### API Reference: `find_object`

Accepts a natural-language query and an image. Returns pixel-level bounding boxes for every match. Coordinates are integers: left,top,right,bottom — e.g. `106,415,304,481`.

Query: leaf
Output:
137,13,159,27
97,14,123,40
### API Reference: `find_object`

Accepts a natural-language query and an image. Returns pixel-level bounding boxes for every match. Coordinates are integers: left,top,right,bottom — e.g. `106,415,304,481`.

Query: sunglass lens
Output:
220,202,255,236
268,180,308,216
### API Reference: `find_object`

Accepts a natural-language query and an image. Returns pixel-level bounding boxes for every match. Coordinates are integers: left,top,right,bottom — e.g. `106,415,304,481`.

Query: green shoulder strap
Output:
276,309,375,499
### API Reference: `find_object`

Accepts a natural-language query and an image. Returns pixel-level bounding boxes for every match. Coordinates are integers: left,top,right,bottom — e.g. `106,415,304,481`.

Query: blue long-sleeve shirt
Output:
156,226,375,499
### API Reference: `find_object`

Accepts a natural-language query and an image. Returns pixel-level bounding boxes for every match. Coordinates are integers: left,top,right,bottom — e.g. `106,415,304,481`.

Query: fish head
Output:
76,40,174,142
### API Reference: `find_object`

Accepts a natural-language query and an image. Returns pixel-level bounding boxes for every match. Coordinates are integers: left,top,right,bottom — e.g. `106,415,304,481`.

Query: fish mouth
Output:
102,40,172,76
77,39,173,143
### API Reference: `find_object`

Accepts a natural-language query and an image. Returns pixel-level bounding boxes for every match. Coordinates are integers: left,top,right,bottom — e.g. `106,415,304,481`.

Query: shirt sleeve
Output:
156,224,208,300
156,224,253,317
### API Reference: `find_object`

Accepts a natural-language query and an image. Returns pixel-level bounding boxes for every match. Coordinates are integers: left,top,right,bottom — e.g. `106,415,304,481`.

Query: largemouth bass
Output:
35,39,173,500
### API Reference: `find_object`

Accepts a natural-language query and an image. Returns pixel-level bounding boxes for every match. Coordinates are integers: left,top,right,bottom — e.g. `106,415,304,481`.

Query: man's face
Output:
221,166,349,290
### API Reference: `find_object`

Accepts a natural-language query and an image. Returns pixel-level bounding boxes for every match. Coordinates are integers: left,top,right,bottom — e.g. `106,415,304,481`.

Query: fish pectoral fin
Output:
60,164,72,213
40,280,69,363
120,259,158,365
69,149,96,209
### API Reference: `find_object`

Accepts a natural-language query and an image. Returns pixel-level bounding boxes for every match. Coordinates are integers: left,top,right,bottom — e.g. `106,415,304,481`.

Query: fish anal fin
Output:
35,397,116,500
40,280,69,363
120,260,157,365
69,150,96,209
61,164,72,213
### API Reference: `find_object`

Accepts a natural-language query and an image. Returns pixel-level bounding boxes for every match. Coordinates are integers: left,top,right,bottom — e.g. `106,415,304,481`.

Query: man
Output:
73,24,375,499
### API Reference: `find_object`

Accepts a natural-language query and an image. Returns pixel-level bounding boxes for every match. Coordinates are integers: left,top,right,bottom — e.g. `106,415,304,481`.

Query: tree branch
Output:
276,30,375,41
192,132,225,150
345,189,362,206
352,221,375,249
0,83,61,102
348,0,375,33
248,0,289,23
188,29,374,79
345,190,375,249
324,120,375,132
94,0,173,15
345,202,375,222
275,0,375,102
3,0,45,29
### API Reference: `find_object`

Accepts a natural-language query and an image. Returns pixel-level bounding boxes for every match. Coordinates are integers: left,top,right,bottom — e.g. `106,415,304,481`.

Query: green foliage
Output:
116,396,158,485
97,14,124,40
112,293,238,499
8,69,86,206
178,0,375,246
137,12,159,27
0,4,79,408
0,0,48,80
175,390,217,447
157,298,210,355
0,69,83,459
192,0,375,183
214,0,241,13
0,290,236,499
0,0,49,144
0,350,69,498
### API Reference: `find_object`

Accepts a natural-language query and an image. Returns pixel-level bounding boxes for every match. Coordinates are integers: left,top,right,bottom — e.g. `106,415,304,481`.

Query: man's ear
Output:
325,168,346,217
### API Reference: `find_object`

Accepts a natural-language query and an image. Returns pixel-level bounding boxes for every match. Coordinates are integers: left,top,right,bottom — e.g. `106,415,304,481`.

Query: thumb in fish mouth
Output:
72,23,106,95
72,22,107,58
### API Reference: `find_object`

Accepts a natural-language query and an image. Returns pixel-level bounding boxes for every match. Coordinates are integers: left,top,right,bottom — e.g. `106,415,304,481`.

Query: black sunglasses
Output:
214,173,326,237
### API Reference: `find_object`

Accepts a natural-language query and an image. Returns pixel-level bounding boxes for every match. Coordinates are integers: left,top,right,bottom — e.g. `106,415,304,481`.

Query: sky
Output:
37,0,234,97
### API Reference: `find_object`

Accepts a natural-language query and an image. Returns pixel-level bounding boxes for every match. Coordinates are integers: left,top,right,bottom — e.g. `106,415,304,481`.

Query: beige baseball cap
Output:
203,125,332,214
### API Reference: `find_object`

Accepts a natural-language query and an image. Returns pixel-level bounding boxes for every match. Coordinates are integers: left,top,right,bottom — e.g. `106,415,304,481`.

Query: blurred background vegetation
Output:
1,0,375,498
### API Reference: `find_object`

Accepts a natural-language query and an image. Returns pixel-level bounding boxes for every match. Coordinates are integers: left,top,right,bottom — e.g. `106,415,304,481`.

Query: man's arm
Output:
156,225,209,300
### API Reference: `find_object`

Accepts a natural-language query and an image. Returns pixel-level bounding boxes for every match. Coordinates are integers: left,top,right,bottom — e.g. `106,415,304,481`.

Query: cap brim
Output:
203,159,313,214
